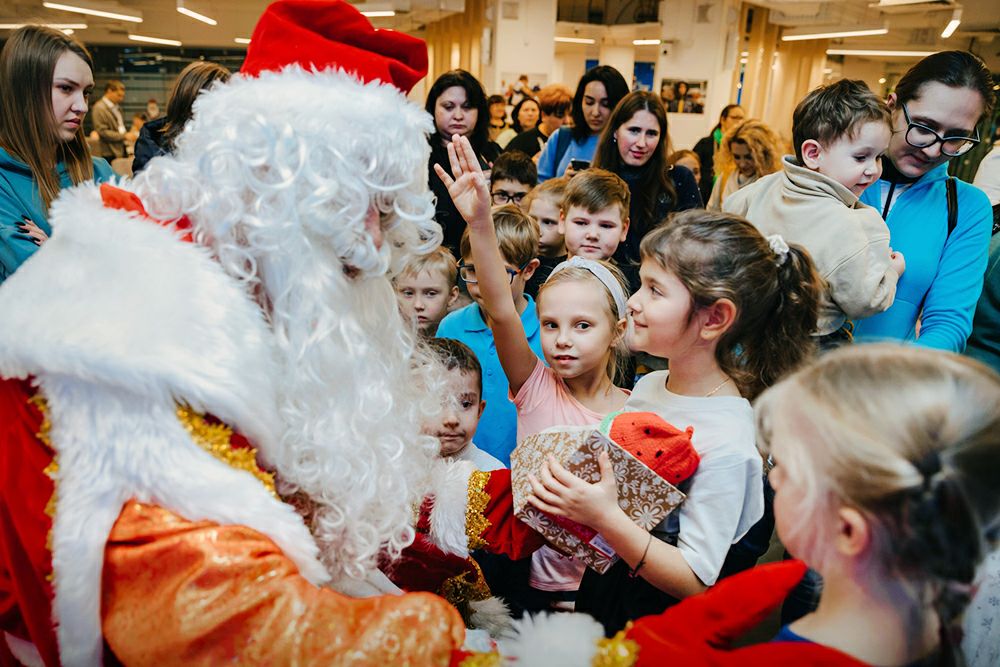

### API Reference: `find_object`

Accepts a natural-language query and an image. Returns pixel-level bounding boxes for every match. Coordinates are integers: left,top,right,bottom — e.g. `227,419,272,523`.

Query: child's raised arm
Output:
434,135,539,395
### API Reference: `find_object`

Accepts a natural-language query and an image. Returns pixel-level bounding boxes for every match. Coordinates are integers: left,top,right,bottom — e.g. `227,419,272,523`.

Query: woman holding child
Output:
855,50,994,352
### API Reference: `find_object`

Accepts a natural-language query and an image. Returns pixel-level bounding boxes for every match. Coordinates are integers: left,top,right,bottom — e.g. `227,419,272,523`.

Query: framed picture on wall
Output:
660,78,707,114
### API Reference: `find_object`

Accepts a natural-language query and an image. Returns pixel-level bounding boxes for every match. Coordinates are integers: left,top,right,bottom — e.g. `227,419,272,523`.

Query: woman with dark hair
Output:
536,65,629,181
855,50,995,352
0,25,113,284
505,83,572,159
692,103,745,202
426,69,500,254
496,97,539,148
132,61,231,174
592,91,702,287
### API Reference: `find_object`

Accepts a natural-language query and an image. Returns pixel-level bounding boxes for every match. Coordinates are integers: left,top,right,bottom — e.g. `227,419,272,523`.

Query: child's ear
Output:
521,258,541,282
477,399,486,418
699,298,737,341
885,92,898,110
834,506,871,558
620,216,630,241
557,210,566,235
800,139,823,169
447,285,459,308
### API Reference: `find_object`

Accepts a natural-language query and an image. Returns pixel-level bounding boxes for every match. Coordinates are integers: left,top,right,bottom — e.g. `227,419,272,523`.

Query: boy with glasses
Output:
489,150,537,211
436,206,541,465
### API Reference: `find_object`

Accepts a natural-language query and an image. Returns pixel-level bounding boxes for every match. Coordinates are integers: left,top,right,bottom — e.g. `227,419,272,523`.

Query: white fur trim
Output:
0,182,329,666
468,596,513,637
428,459,477,558
499,612,605,667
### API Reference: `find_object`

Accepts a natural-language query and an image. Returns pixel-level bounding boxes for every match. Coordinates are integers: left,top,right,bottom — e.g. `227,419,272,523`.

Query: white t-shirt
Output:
624,371,763,586
452,442,505,472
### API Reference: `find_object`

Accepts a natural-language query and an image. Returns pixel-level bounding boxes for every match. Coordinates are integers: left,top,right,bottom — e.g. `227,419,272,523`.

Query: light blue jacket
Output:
536,130,599,182
0,146,113,283
856,163,992,352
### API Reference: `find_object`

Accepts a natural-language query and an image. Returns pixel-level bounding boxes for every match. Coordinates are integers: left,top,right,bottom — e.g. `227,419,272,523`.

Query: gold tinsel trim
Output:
466,470,491,550
440,558,492,610
458,652,502,667
593,624,639,667
176,406,278,499
31,394,58,574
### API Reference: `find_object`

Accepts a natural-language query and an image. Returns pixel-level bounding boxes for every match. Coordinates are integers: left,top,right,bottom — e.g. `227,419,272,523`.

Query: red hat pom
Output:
241,0,428,93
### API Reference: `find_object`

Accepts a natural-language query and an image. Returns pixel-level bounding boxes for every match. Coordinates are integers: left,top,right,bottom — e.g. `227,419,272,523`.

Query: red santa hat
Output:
241,0,428,93
608,412,699,486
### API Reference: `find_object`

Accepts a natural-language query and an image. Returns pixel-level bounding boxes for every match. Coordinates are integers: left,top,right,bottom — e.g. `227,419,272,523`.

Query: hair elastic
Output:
766,234,790,266
547,256,628,320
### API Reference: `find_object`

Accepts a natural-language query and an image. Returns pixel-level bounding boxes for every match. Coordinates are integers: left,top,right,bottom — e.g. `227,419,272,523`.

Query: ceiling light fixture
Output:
234,37,251,44
782,27,888,41
361,10,395,17
554,36,596,44
128,34,182,46
42,2,142,23
878,77,887,83
941,8,961,38
826,48,937,57
632,39,661,45
176,0,217,26
0,22,87,29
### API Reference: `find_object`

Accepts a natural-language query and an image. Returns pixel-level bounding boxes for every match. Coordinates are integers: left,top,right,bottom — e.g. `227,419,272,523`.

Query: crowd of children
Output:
390,52,1000,666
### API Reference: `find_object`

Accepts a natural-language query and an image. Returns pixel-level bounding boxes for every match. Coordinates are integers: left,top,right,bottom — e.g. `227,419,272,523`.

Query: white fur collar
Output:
0,182,329,665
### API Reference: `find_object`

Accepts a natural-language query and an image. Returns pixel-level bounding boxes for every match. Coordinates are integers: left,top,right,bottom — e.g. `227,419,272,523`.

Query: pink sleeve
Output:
510,358,555,415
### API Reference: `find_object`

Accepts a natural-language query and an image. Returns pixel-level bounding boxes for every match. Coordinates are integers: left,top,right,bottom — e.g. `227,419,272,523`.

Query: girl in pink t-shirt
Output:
435,135,632,609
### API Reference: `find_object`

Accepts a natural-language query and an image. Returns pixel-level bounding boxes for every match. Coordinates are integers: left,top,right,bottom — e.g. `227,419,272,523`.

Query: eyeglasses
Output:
899,103,980,157
458,261,530,284
491,190,528,205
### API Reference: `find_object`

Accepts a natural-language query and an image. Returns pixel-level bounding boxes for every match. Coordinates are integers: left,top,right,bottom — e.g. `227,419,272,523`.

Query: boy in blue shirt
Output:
436,206,541,466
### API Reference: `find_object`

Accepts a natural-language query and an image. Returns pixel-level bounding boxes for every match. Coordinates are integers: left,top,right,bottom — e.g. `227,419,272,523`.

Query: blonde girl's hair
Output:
756,344,1000,656
0,25,95,211
714,119,783,182
396,246,459,288
537,259,630,385
640,209,822,400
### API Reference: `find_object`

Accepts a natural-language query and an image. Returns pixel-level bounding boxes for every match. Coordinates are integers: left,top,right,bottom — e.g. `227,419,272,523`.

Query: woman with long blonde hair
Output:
707,119,782,210
0,25,112,283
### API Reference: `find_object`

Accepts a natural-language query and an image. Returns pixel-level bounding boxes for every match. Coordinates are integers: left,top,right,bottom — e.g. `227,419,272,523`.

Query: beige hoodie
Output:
723,156,897,336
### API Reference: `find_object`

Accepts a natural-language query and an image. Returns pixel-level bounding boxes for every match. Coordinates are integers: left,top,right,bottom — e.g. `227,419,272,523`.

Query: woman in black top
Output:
426,70,501,255
592,91,702,289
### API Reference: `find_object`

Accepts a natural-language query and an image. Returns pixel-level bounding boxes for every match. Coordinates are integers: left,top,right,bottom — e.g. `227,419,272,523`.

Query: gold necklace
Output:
705,377,732,397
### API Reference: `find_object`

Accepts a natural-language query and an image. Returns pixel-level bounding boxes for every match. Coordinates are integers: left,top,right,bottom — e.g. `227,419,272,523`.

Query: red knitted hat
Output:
241,0,428,93
609,412,699,485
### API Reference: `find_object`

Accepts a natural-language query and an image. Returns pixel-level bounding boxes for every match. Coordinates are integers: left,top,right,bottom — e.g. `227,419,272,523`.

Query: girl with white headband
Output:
528,209,826,634
436,135,631,613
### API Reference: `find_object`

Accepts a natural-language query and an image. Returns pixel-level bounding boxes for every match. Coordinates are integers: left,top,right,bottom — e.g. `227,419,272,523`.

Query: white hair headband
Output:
546,256,628,320
767,234,790,266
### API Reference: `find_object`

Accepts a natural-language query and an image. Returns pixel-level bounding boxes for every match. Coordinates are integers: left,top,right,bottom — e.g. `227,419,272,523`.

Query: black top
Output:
428,136,502,255
504,127,548,157
692,133,717,204
131,116,169,175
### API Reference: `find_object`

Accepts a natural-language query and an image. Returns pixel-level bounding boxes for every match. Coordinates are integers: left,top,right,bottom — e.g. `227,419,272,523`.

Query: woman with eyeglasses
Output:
854,51,994,352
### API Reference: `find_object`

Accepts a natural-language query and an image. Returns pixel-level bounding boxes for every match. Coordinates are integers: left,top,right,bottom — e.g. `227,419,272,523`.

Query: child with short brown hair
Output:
394,247,459,336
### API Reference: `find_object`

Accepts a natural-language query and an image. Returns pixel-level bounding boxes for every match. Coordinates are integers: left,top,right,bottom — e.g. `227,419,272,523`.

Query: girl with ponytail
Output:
528,209,823,633
758,344,1000,666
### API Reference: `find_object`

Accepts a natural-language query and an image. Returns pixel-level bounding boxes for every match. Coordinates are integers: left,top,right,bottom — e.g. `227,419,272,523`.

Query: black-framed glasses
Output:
491,190,528,205
458,260,530,284
900,103,980,157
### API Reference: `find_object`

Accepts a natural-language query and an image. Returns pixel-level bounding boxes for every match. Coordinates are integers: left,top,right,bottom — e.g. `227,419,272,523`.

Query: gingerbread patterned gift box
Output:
510,412,699,573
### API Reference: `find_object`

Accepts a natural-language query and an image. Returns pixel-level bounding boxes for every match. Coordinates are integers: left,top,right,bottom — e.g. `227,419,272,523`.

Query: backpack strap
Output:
946,176,958,239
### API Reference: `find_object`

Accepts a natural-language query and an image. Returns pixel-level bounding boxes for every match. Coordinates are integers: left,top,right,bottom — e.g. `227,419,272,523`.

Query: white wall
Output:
488,0,559,94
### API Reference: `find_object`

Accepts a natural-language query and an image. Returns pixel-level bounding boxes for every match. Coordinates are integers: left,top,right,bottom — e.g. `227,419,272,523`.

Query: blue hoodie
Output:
0,146,113,284
856,162,992,352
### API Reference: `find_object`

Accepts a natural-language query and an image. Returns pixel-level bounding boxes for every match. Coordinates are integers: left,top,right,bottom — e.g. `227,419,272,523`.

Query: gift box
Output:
510,422,690,574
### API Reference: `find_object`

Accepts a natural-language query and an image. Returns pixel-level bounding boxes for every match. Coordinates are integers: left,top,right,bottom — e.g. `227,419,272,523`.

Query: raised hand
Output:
432,135,491,227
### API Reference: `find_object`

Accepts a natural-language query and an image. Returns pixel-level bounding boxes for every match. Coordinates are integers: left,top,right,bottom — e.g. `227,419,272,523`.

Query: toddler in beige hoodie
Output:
724,79,904,341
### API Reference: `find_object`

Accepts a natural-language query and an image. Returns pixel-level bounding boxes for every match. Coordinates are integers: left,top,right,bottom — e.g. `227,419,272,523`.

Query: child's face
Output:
767,414,825,566
730,141,756,178
674,155,701,183
805,121,891,196
538,280,621,381
529,195,565,257
559,204,628,261
422,368,485,458
491,178,532,210
395,269,458,335
461,254,535,317
626,259,701,358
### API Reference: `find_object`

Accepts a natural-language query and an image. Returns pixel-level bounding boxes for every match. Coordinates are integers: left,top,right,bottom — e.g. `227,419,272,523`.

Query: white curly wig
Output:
134,65,447,581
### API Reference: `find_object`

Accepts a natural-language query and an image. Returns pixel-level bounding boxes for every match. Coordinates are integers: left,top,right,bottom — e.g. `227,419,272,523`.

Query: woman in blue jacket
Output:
856,51,994,352
0,26,113,284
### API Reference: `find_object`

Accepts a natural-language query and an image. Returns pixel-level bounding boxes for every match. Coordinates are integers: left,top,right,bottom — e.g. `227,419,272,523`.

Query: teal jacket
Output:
0,146,113,284
856,163,992,352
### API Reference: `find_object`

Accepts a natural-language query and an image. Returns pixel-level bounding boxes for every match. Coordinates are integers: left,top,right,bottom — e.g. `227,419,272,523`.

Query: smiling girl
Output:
0,26,113,283
437,134,632,611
